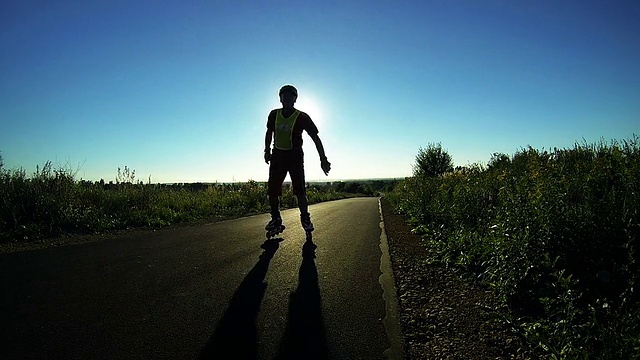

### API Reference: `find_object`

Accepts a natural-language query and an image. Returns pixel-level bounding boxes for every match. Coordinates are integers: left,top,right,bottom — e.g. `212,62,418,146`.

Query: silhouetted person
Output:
264,85,331,238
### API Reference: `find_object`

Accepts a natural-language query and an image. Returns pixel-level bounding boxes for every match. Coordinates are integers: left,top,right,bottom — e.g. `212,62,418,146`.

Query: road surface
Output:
1,197,402,359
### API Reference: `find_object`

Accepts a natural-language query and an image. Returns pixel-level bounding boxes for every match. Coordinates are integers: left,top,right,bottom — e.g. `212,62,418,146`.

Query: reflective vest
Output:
274,109,300,150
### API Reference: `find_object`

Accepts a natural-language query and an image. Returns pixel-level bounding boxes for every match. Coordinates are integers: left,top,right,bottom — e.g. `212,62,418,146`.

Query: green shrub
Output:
0,162,76,240
390,136,640,359
0,163,378,243
413,142,454,178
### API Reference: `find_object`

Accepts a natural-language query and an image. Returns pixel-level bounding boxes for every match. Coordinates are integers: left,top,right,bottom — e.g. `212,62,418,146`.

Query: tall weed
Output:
0,166,379,243
390,136,640,359
0,162,76,240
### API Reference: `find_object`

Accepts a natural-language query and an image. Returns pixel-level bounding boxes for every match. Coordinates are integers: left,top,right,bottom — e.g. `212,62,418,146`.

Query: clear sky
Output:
1,1,638,183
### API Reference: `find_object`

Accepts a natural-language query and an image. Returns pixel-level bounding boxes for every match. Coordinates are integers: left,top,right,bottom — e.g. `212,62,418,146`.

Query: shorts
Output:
268,148,306,196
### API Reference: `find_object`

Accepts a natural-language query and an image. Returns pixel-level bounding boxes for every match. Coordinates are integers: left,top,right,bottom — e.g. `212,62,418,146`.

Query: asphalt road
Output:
1,197,402,359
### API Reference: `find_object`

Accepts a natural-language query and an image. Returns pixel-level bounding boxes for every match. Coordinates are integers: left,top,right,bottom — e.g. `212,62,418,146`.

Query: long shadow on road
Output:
199,238,282,360
275,240,330,360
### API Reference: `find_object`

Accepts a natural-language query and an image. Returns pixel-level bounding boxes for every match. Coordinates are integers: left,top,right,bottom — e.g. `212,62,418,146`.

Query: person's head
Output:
279,85,298,109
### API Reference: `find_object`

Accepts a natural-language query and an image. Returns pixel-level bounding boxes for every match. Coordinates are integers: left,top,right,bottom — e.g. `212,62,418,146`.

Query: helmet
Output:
279,84,298,97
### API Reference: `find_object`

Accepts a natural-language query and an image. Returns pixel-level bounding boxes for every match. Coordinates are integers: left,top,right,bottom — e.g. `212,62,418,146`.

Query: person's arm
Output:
264,111,275,163
309,132,331,175
264,129,273,163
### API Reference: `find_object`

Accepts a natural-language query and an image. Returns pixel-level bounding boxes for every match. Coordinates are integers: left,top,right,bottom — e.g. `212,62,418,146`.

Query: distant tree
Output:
333,181,345,192
360,183,374,196
413,142,454,178
487,152,511,172
0,151,3,169
345,182,360,193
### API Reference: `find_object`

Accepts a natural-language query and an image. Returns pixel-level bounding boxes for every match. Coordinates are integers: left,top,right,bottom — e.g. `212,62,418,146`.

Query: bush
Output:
413,142,454,178
390,136,640,359
0,162,76,240
0,165,368,243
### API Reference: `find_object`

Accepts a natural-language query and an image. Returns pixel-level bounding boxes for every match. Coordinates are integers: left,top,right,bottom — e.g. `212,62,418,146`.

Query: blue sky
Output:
1,1,638,183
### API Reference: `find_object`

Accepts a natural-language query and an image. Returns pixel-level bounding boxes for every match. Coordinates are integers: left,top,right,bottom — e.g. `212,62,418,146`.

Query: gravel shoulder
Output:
380,198,539,359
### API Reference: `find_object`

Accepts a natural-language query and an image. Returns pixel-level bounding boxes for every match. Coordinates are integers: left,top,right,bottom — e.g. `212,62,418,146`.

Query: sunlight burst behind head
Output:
295,94,324,128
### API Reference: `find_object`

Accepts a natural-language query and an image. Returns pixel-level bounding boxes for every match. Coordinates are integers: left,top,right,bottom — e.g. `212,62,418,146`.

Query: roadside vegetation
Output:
0,154,396,243
387,138,640,359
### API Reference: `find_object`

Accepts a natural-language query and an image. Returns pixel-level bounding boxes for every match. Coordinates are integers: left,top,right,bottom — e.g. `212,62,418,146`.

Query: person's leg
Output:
289,149,308,216
267,151,287,220
290,149,313,232
296,193,309,215
266,155,287,236
269,193,280,218
297,192,314,233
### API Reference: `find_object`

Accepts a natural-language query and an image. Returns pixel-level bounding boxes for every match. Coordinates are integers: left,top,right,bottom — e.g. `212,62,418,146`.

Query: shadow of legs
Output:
275,240,329,360
199,238,282,359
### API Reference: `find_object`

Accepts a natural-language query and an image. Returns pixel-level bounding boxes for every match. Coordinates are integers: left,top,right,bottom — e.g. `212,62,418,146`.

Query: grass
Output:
0,161,395,244
387,136,640,359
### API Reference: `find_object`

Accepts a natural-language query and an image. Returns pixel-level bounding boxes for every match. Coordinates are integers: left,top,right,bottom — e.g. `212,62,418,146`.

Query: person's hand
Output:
321,158,331,175
264,150,271,164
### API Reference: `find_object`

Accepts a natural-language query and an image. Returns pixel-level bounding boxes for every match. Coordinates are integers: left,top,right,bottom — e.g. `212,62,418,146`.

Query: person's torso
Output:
274,109,301,150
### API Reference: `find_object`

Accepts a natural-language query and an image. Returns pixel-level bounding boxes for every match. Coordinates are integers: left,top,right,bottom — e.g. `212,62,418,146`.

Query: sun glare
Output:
296,95,324,127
